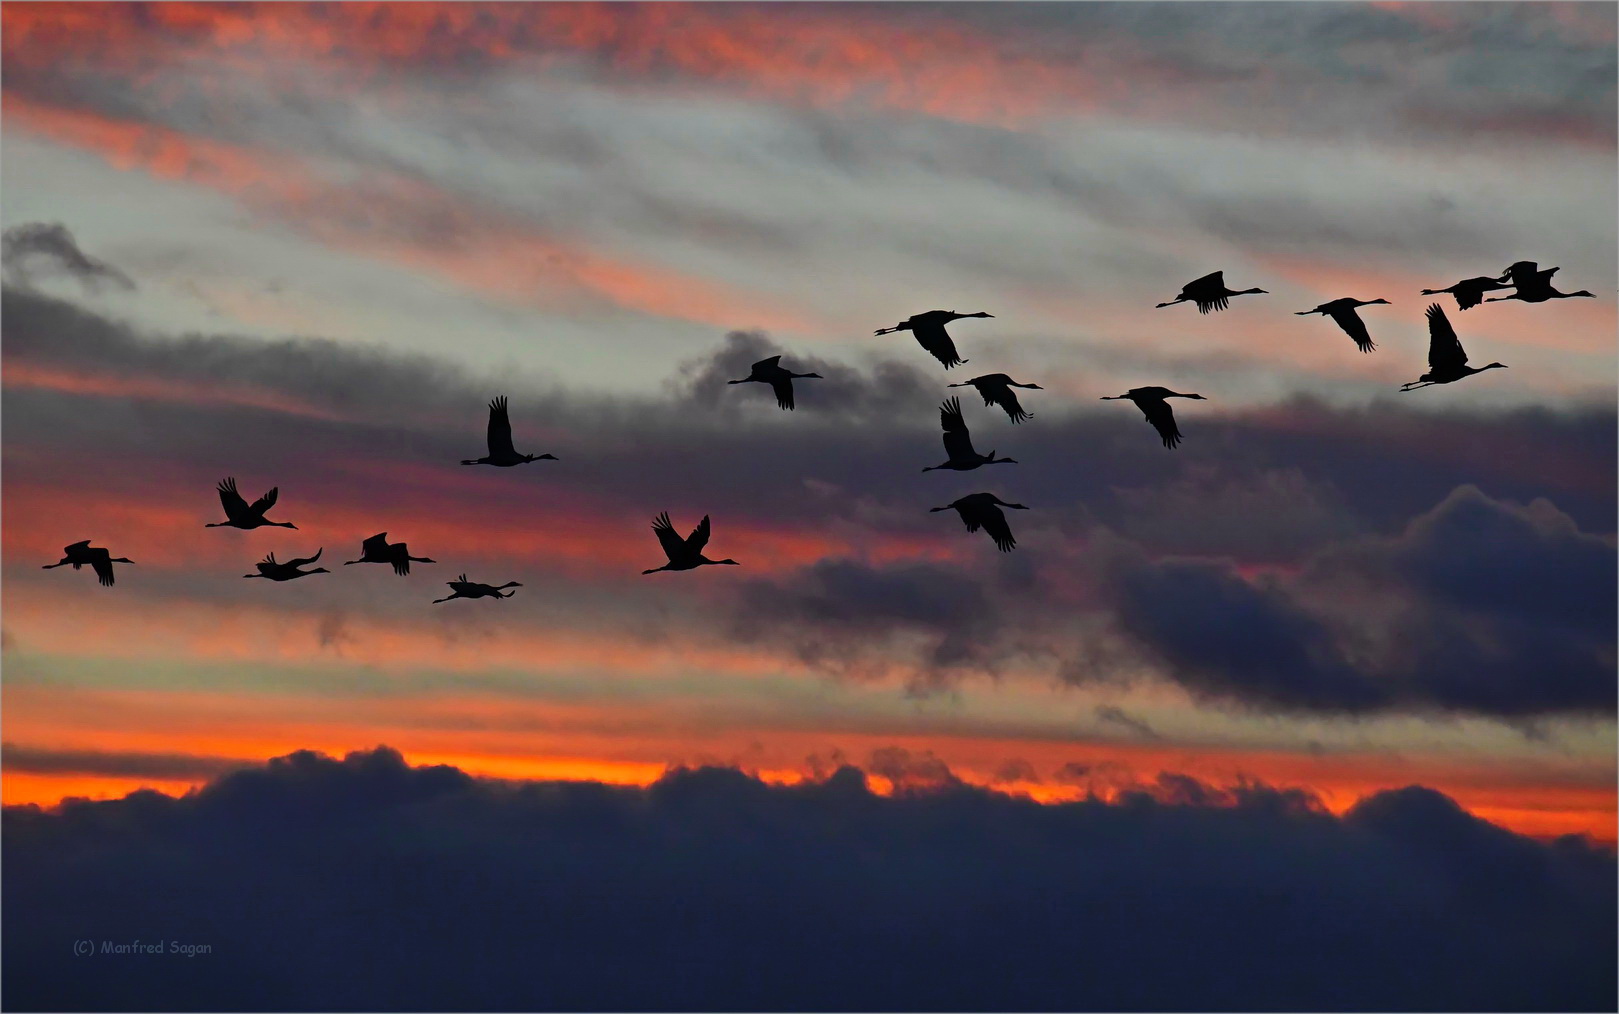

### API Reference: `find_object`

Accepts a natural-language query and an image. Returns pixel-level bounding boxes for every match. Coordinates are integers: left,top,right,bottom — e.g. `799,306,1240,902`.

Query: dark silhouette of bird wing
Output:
361,533,390,559
1187,271,1228,313
975,504,1017,552
258,552,279,568
940,397,979,461
1139,398,1182,449
487,396,517,457
651,513,685,561
979,381,1030,423
65,539,91,553
286,548,322,569
753,355,783,371
1426,304,1468,371
768,376,795,410
250,486,279,516
88,548,116,586
912,323,965,368
217,477,250,518
1327,307,1375,352
686,515,712,554
389,543,412,576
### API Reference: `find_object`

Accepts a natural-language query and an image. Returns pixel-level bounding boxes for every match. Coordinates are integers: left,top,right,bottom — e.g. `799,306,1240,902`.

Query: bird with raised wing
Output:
1401,304,1507,392
462,396,557,467
727,355,823,411
1485,262,1594,304
874,310,993,369
1295,297,1389,353
948,373,1043,423
924,397,1017,471
642,513,740,574
344,533,435,576
1420,275,1512,311
930,493,1028,553
1101,387,1206,449
243,549,329,581
1156,272,1266,313
42,541,133,587
433,574,522,603
205,477,297,529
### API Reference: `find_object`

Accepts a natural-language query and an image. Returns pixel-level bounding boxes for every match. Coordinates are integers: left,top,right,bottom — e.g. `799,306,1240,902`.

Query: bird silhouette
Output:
1156,271,1267,313
243,549,329,581
42,541,133,586
727,355,823,410
874,310,993,369
924,397,1017,471
1101,387,1206,449
433,574,522,603
1401,304,1507,392
930,493,1028,552
1420,276,1512,311
205,477,297,529
1295,297,1389,353
462,396,556,466
1485,261,1594,304
948,373,1043,423
642,513,740,574
344,533,435,576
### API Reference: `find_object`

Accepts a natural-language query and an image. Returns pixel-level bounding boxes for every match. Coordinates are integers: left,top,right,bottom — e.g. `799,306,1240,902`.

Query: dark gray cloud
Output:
1,223,134,293
5,746,1610,1012
0,744,248,781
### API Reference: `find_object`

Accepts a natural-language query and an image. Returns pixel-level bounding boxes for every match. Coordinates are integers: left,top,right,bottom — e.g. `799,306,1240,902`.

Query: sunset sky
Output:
2,0,1615,856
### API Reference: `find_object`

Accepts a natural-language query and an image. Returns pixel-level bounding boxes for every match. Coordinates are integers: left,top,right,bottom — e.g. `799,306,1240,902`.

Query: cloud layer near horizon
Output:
3,747,1613,1012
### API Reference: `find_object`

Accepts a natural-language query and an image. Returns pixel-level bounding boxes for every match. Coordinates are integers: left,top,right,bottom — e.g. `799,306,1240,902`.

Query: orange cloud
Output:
3,94,805,330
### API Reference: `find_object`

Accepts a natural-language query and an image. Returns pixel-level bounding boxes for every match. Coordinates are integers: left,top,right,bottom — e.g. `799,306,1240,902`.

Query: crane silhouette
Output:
924,397,1017,471
1420,275,1511,311
1401,304,1507,392
42,541,133,586
642,513,739,574
874,310,993,369
1295,297,1389,353
243,549,329,581
344,533,435,576
205,477,297,529
948,373,1042,423
1485,262,1595,304
930,493,1028,552
462,396,556,467
1156,271,1266,313
433,574,522,603
727,355,823,410
1101,387,1206,449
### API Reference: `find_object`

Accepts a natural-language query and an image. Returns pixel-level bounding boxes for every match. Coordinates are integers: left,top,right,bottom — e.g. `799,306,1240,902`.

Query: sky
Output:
2,0,1616,875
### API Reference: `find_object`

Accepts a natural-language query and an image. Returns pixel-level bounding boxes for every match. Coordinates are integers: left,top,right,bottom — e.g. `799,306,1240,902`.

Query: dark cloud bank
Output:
3,747,1613,1012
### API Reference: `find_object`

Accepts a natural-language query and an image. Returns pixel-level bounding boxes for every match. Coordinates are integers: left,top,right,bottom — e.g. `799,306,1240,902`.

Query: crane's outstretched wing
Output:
1328,307,1376,353
1456,279,1508,310
940,397,979,461
686,515,712,554
977,505,1017,552
250,486,280,516
752,355,782,371
913,324,965,369
286,548,323,569
217,477,250,517
88,548,116,586
651,512,684,561
361,533,390,558
1188,271,1228,313
980,382,1030,423
259,552,280,567
1425,304,1468,372
389,543,412,577
1139,400,1182,449
65,539,91,553
487,396,516,456
768,377,795,411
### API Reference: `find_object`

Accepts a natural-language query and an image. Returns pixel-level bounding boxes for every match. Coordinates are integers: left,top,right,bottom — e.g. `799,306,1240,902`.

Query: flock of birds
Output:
45,259,1592,592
